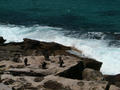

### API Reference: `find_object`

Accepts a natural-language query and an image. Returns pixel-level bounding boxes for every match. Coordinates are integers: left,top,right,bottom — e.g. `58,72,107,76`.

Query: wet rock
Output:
23,38,43,50
23,38,71,55
81,57,102,71
82,68,104,81
0,37,6,45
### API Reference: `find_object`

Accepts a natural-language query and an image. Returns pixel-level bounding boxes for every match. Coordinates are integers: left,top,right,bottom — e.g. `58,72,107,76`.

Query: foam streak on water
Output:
0,24,120,75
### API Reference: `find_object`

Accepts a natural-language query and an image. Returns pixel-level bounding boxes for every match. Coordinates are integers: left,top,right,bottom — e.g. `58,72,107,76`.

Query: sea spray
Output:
0,24,120,75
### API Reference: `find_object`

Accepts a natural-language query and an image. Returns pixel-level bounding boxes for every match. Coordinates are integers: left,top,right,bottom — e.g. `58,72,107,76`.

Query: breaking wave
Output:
0,24,120,75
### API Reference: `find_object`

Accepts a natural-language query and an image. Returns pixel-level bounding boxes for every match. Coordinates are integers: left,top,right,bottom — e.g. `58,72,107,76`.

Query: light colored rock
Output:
0,83,12,90
40,75,108,90
82,68,104,81
109,85,120,90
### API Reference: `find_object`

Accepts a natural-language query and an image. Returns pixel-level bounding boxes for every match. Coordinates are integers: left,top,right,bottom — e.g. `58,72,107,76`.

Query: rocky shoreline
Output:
0,37,120,90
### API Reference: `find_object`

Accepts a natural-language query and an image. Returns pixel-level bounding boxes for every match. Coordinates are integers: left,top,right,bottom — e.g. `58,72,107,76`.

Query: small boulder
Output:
82,68,104,81
109,85,120,90
3,79,15,85
0,37,6,44
104,74,120,88
43,80,71,90
81,57,102,71
34,77,44,82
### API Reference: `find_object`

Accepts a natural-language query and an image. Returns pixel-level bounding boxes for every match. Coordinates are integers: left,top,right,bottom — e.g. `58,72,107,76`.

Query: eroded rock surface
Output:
82,68,104,81
0,37,119,90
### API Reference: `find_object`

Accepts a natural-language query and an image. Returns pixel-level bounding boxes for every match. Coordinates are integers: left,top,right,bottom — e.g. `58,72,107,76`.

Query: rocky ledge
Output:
0,37,120,90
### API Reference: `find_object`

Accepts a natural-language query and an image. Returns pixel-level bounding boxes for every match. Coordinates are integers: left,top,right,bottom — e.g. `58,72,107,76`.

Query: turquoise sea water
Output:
0,0,120,32
0,0,120,74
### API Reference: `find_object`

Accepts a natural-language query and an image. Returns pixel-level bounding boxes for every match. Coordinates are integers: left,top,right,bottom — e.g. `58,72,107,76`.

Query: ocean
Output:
0,0,120,75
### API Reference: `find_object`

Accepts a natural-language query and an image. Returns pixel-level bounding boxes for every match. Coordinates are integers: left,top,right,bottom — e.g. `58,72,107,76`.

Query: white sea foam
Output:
0,24,120,75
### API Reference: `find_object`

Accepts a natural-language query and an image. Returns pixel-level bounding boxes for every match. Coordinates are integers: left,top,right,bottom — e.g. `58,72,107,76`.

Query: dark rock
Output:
23,38,40,50
43,80,71,90
23,83,38,89
0,38,71,60
82,68,104,81
3,79,15,85
104,74,120,88
59,56,64,67
0,65,6,68
24,58,28,66
23,38,71,56
34,77,44,82
41,62,47,69
58,61,84,80
0,37,6,45
81,57,102,71
7,69,46,76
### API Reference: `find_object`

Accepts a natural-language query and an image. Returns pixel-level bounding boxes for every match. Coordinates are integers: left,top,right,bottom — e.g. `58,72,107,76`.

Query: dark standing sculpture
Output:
59,56,64,67
24,58,28,66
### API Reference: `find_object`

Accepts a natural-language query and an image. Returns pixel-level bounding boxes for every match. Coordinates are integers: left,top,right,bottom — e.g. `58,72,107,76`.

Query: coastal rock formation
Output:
57,61,84,80
104,74,120,88
40,75,108,90
0,37,119,90
81,57,102,71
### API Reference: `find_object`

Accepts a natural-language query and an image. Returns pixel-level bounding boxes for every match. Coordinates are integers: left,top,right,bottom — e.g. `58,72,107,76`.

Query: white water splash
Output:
0,24,120,75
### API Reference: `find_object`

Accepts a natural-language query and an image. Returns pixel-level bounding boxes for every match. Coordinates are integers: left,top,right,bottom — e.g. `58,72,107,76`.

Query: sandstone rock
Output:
109,85,120,90
9,64,25,69
82,68,104,81
0,83,12,90
7,68,46,76
40,75,108,90
12,85,24,90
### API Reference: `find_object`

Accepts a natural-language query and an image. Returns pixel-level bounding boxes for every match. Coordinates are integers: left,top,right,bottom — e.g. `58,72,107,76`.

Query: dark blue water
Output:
0,0,120,32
